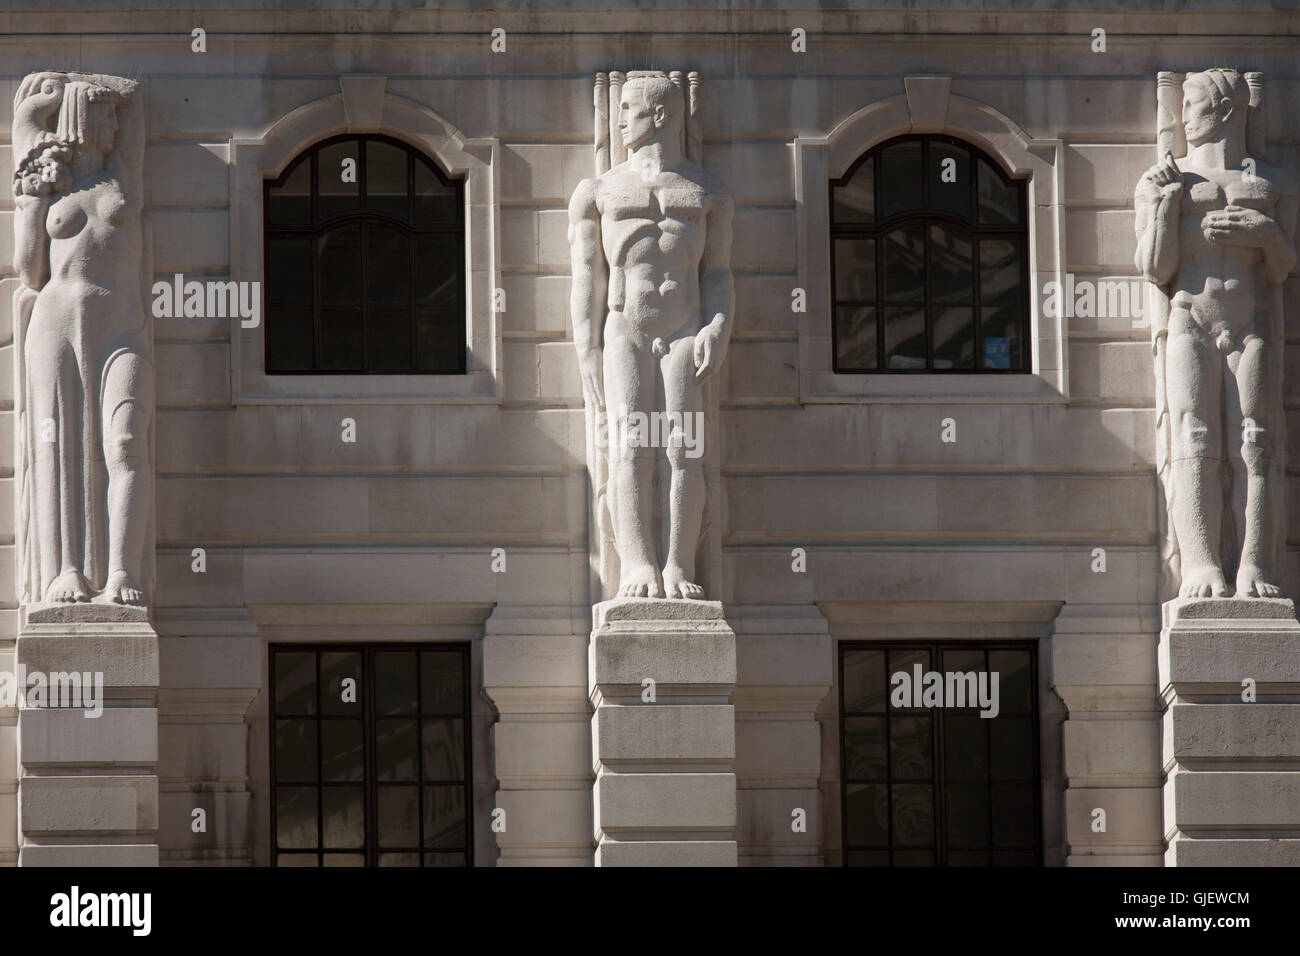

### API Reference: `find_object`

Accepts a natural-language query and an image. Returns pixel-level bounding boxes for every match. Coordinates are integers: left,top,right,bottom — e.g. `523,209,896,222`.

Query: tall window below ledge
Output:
830,134,1030,372
263,134,466,374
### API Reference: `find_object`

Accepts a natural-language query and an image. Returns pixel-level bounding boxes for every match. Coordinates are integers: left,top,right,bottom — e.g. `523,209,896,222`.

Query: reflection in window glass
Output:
264,135,465,374
270,645,472,867
830,135,1028,372
840,641,1040,866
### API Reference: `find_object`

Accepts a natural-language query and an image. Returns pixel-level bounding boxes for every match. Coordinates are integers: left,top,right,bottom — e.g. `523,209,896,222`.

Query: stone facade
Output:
0,0,1297,866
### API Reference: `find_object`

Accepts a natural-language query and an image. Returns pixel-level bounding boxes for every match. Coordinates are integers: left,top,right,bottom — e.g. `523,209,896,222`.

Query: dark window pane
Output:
377,785,419,848
423,785,466,850
320,720,364,783
947,850,990,866
275,719,317,783
981,306,1023,370
891,784,934,846
425,852,465,867
883,224,924,303
890,717,933,781
322,853,365,867
422,718,465,781
888,649,930,709
933,307,975,370
317,140,362,222
930,224,973,304
930,141,971,220
989,650,1033,713
268,155,311,227
277,852,319,867
991,784,1037,848
892,850,935,867
366,140,410,220
978,158,1020,224
266,238,312,306
845,782,889,846
833,157,874,224
415,307,463,373
980,238,1022,306
318,307,364,371
318,226,362,305
276,786,318,849
879,140,923,219
943,648,985,673
375,652,418,715
842,649,886,713
884,307,926,370
378,852,420,867
366,223,412,305
990,717,1035,781
421,652,464,714
415,236,461,307
367,306,412,373
846,850,890,866
843,716,887,780
322,786,365,849
415,159,459,227
946,784,991,848
834,238,876,302
376,718,419,782
834,306,878,371
266,306,314,373
944,716,988,781
320,652,362,716
274,653,316,715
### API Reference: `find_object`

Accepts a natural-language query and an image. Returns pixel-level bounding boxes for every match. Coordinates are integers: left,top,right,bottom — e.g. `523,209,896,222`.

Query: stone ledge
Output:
1159,629,1300,691
595,598,725,628
24,602,149,626
1164,597,1296,626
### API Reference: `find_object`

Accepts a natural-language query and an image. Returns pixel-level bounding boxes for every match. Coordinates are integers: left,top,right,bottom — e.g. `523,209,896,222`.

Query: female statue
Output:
12,71,151,606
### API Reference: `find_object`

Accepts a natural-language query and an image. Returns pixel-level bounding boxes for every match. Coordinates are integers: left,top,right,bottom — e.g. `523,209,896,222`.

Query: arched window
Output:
263,134,465,374
830,134,1029,373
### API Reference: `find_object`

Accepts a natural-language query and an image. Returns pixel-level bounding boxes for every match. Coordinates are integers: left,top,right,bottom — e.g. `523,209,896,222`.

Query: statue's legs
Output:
26,322,91,602
1166,307,1229,598
603,317,663,598
659,331,705,598
101,349,152,605
1227,328,1282,597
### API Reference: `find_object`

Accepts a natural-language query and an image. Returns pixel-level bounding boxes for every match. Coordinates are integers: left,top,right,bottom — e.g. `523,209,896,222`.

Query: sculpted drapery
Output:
12,71,152,607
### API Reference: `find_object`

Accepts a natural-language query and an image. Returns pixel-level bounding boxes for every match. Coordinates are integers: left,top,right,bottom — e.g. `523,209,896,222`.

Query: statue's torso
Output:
599,165,712,338
1173,162,1280,333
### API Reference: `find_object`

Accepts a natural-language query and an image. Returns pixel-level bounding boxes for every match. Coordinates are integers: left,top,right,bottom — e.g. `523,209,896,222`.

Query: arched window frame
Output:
262,133,467,375
828,133,1031,375
228,76,501,405
793,77,1067,403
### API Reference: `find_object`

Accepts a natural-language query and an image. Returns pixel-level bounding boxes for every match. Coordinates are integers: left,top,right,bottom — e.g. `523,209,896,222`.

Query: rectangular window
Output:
839,641,1040,866
271,644,472,867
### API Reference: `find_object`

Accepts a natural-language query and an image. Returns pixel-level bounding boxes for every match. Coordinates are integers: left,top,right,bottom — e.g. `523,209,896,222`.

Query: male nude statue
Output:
568,72,734,599
1136,69,1298,599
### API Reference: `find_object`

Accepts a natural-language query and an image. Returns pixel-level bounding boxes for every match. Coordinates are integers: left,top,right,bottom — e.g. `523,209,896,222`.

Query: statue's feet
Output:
662,565,704,599
1236,565,1283,599
618,564,663,599
1180,565,1229,599
45,568,92,603
101,569,144,606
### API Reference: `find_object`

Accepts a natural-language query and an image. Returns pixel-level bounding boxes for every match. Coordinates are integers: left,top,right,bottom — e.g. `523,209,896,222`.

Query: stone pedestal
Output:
1159,598,1300,866
16,604,160,866
589,599,737,866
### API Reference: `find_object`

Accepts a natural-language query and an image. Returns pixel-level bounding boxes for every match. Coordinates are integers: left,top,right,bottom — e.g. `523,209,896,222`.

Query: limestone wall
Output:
1,1,1297,865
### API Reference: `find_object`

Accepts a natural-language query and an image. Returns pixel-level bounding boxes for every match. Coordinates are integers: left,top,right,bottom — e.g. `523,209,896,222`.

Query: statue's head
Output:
618,71,685,152
1182,69,1250,148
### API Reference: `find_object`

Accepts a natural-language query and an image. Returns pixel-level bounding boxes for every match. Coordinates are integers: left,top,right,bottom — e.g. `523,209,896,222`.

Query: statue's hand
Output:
1142,152,1182,190
1202,205,1277,248
693,322,728,384
578,348,604,411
